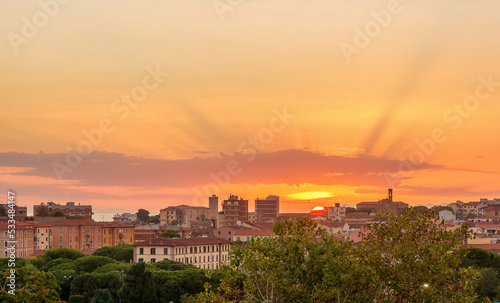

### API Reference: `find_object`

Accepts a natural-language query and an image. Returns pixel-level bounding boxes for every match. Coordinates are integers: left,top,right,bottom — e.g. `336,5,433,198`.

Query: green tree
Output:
53,211,65,217
148,215,160,224
462,247,500,272
159,230,180,239
475,268,500,302
170,220,179,226
118,262,158,303
361,209,478,302
70,273,97,303
412,205,429,212
90,289,113,303
92,245,133,262
200,217,375,302
35,203,51,217
75,256,115,273
0,266,61,303
179,293,197,303
430,205,455,215
69,295,85,303
137,209,150,222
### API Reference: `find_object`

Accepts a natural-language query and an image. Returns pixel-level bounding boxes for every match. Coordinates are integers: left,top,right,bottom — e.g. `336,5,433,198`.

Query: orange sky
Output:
1,0,499,219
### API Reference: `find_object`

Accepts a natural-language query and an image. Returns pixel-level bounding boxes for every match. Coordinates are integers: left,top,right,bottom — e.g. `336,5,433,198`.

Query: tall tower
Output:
388,189,393,202
255,195,280,223
209,195,218,219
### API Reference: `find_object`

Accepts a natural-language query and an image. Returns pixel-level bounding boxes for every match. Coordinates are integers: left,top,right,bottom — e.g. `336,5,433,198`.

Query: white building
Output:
133,237,231,269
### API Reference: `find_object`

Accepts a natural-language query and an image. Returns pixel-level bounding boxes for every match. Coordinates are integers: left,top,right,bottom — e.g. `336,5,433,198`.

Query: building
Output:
222,195,248,226
113,213,137,224
160,205,209,226
208,195,219,220
101,222,135,247
255,195,279,223
32,222,53,253
34,201,93,219
248,212,256,222
0,221,36,258
356,189,408,215
233,229,275,242
217,211,226,228
214,226,250,242
326,203,346,221
51,219,102,253
133,237,231,269
0,204,28,219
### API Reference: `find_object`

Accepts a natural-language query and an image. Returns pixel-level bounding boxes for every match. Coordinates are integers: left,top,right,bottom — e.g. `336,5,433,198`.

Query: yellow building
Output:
101,222,135,247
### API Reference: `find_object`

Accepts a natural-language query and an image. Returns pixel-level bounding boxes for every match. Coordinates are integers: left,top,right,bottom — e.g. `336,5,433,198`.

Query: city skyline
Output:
1,0,500,217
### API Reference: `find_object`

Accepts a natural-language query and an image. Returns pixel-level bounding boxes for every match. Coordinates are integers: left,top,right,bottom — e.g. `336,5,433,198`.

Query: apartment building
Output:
160,205,209,226
101,222,135,247
133,237,231,269
0,204,28,219
32,222,53,252
255,195,279,223
112,213,137,224
34,201,93,219
51,219,102,253
326,203,346,221
222,195,248,226
0,222,35,258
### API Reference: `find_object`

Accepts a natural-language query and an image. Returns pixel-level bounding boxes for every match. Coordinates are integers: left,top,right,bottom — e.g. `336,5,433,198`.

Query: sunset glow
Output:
1,1,499,218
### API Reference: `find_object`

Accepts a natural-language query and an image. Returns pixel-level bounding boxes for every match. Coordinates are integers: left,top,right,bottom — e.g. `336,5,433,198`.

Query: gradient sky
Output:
1,0,500,219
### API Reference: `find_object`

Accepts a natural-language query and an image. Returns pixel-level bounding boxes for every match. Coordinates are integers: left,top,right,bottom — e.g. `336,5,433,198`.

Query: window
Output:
139,248,144,255
151,258,156,263
228,231,231,235
163,248,168,255
190,247,193,254
194,257,197,263
4,251,7,257
138,258,144,262
247,237,250,241
194,247,197,253
218,231,221,235
24,250,27,257
203,246,206,252
4,241,7,248
151,248,156,255
237,237,240,241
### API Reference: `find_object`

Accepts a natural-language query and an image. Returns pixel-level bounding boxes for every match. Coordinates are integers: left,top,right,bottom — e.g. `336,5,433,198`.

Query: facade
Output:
0,222,35,258
32,222,53,252
0,204,28,219
255,195,279,223
233,229,275,242
214,226,249,242
356,189,408,215
160,205,209,226
133,237,231,269
326,203,346,221
248,212,256,222
217,211,226,228
112,213,137,224
208,195,219,220
51,219,102,253
101,222,135,247
34,201,93,219
222,195,248,226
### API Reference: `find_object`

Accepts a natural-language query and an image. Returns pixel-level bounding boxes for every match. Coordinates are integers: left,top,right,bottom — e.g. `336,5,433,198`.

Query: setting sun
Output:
312,206,325,211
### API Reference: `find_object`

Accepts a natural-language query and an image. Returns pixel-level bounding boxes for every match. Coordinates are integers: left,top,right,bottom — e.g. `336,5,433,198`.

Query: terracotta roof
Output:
134,237,231,246
318,222,348,228
244,222,274,230
470,243,500,250
0,221,35,230
234,230,275,236
100,222,135,228
49,219,102,226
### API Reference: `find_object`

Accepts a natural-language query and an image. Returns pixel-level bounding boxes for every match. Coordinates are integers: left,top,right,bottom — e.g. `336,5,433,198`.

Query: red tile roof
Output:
134,237,231,246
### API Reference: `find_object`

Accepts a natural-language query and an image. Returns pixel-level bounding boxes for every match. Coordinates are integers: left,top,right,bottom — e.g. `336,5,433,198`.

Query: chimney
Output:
388,189,393,202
